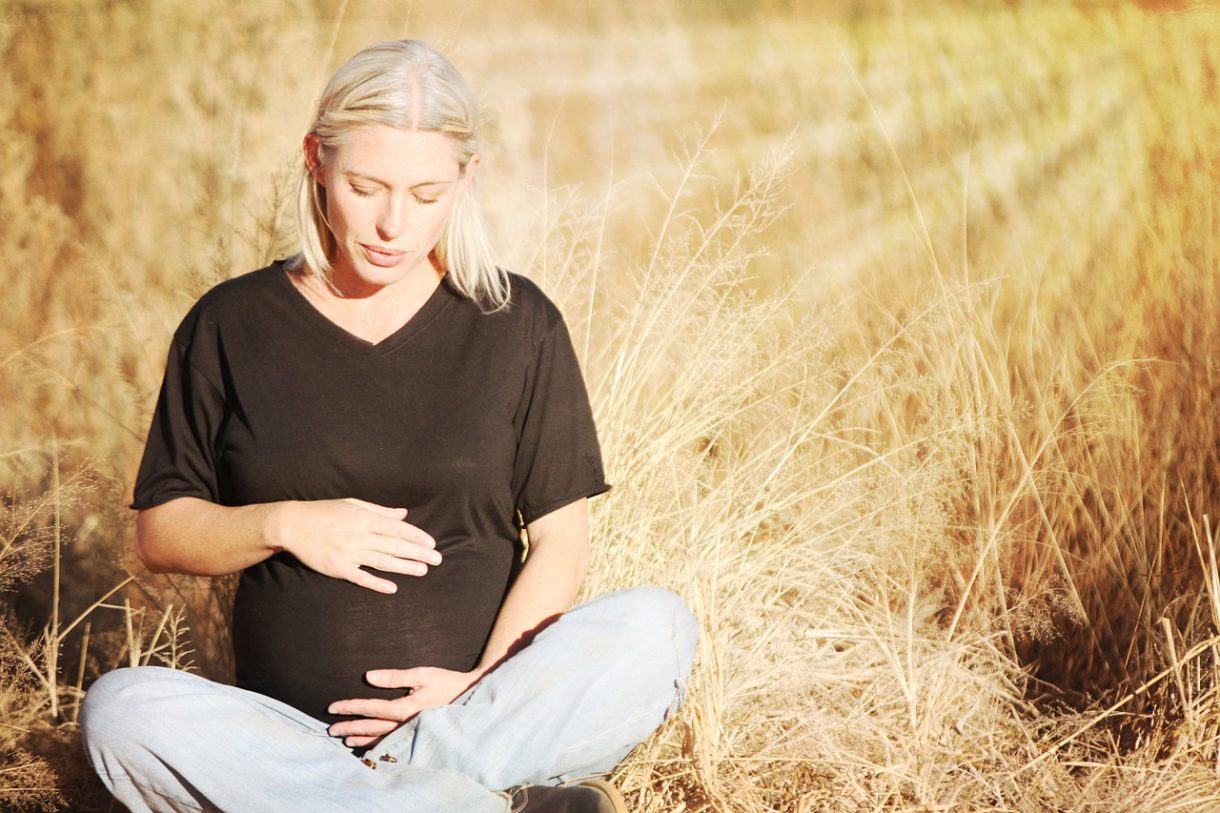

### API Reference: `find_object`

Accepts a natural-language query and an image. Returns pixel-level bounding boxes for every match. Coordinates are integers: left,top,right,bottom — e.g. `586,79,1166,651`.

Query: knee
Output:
613,586,698,638
80,667,180,752
80,668,140,740
600,587,699,678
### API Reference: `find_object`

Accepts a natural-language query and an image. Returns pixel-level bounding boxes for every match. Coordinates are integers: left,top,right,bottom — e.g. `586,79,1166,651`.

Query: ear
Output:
303,134,325,185
459,153,480,189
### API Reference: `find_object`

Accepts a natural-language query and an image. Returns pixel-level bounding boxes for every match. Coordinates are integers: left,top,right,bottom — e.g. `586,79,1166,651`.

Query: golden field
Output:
3,0,1220,809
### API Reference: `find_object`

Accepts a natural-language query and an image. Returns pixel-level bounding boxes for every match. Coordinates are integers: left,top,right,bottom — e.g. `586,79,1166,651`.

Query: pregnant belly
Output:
232,544,511,724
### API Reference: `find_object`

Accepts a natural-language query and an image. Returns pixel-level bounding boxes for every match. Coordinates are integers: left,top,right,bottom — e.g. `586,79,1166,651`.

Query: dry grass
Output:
3,0,1220,810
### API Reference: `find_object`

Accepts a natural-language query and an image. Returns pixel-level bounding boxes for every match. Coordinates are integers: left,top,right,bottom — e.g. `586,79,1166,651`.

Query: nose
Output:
376,196,405,241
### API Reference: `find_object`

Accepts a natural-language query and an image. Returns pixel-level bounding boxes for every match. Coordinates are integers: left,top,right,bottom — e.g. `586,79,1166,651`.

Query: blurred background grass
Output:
3,0,1220,810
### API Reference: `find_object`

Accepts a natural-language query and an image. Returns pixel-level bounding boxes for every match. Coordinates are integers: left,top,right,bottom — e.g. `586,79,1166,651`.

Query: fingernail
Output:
328,704,339,714
430,552,442,565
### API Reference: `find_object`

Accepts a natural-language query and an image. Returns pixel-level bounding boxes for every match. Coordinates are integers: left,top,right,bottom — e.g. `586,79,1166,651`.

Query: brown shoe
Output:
508,779,628,812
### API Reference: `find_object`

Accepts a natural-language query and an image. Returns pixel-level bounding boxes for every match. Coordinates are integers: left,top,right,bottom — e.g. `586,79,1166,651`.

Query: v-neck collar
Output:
275,260,457,356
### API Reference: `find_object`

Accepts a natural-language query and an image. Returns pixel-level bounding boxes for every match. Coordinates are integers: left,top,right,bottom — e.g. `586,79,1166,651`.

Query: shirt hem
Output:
129,490,216,512
519,482,612,526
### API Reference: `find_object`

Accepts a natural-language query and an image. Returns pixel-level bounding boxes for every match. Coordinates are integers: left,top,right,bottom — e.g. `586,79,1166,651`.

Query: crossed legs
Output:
80,588,698,813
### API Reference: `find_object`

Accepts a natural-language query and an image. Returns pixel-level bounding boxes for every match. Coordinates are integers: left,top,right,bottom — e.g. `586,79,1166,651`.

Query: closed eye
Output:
350,184,376,197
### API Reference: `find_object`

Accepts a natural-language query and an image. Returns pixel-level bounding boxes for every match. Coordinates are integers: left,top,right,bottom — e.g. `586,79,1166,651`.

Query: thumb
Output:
345,498,408,518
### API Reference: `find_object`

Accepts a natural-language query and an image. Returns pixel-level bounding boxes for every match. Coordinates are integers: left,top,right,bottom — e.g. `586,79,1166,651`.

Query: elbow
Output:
133,510,172,572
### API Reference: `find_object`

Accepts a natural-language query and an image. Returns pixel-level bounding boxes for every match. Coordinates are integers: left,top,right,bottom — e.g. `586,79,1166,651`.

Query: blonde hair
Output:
295,39,509,310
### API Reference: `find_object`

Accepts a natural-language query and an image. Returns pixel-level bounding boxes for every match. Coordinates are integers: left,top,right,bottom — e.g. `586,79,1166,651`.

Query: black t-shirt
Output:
132,260,609,723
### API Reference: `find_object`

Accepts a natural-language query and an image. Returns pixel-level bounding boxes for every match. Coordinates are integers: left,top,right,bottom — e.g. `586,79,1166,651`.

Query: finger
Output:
365,668,425,689
328,698,406,718
328,717,399,738
369,517,437,549
344,498,408,518
358,528,441,563
344,735,380,748
361,552,428,578
345,567,398,594
383,538,443,565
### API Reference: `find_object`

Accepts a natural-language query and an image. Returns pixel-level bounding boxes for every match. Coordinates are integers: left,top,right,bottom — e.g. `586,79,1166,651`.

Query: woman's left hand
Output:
327,666,483,748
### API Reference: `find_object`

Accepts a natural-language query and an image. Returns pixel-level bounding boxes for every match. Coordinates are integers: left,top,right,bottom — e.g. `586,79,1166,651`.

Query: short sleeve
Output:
511,315,610,525
130,336,226,510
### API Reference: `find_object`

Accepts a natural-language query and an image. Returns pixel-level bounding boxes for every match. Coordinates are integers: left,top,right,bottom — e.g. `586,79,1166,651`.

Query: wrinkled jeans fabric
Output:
80,587,697,813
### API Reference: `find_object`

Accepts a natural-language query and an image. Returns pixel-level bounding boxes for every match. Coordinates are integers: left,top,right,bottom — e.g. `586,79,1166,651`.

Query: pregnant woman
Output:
80,38,697,813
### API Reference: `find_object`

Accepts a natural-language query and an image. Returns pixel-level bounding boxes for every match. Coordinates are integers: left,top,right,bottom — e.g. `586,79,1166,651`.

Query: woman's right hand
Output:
269,498,441,593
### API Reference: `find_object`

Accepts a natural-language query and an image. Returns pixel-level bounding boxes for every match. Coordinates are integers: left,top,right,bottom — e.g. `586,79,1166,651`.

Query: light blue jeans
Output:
80,587,697,813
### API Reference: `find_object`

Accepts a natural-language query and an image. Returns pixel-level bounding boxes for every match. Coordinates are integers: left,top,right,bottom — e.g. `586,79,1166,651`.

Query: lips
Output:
360,243,407,268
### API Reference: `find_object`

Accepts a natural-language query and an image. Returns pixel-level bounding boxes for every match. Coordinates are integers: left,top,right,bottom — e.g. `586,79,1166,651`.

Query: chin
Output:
333,248,420,290
356,263,410,285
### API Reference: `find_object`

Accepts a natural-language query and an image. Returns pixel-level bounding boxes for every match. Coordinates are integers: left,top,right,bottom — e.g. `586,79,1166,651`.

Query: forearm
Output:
138,496,434,592
135,496,284,576
475,499,591,673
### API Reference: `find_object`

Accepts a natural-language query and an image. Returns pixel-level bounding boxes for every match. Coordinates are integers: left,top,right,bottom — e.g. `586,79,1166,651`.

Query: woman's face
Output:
308,125,472,294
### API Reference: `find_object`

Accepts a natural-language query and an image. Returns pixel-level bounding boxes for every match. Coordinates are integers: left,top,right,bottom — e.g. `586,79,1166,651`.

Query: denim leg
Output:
79,666,506,813
375,587,699,790
79,588,699,810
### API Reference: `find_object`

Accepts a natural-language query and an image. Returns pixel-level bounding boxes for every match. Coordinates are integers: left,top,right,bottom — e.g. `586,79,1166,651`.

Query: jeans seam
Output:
552,709,657,764
108,775,210,812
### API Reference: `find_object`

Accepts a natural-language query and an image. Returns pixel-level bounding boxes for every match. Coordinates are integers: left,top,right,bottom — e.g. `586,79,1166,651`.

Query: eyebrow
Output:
344,172,452,190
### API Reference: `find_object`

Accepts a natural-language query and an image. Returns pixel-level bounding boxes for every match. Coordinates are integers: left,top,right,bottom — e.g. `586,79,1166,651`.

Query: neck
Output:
321,254,445,301
288,257,446,345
